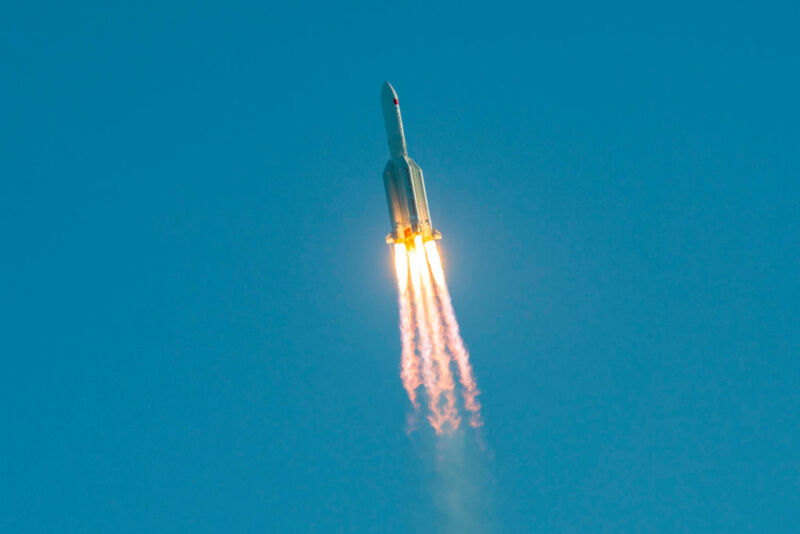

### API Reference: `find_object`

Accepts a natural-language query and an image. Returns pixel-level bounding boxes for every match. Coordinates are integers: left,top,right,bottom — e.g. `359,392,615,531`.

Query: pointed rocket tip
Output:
380,81,406,158
381,81,398,104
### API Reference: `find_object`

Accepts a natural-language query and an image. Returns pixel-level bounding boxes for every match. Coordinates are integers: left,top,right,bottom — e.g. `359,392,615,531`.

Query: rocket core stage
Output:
381,82,442,245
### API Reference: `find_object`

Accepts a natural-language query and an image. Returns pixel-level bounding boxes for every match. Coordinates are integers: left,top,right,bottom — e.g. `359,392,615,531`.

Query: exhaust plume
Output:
391,237,482,433
425,241,483,427
393,244,420,409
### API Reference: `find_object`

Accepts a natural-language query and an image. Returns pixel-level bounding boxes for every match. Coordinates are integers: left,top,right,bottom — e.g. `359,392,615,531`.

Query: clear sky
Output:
2,1,798,532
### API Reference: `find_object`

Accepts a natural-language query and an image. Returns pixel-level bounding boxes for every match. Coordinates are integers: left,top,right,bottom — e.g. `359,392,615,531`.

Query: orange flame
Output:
407,239,442,430
393,244,420,409
390,236,482,433
415,237,460,433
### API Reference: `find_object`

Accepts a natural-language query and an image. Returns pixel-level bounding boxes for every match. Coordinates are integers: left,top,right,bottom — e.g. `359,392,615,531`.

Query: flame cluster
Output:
393,236,482,434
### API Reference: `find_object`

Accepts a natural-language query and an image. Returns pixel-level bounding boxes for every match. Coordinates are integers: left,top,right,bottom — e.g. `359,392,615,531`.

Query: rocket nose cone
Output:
381,81,406,158
381,81,398,105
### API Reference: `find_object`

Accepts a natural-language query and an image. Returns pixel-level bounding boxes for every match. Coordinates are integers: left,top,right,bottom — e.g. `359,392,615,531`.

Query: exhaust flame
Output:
391,236,482,434
425,241,483,427
393,244,420,409
416,236,460,433
407,242,442,429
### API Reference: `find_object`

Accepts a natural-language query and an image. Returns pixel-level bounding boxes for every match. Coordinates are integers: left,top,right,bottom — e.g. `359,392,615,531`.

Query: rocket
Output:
381,82,441,244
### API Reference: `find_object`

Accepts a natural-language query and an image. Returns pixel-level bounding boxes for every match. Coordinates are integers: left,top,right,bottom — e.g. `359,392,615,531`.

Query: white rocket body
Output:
381,82,440,244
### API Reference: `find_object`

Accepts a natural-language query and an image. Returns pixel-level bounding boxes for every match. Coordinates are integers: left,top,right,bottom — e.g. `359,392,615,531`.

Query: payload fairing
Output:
381,82,441,244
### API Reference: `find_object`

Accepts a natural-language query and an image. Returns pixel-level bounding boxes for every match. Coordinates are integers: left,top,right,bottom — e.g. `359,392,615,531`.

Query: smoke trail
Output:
433,430,492,534
393,244,420,409
424,241,483,427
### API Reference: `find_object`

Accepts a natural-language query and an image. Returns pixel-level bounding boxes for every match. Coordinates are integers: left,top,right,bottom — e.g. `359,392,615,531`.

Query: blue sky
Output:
2,1,798,532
